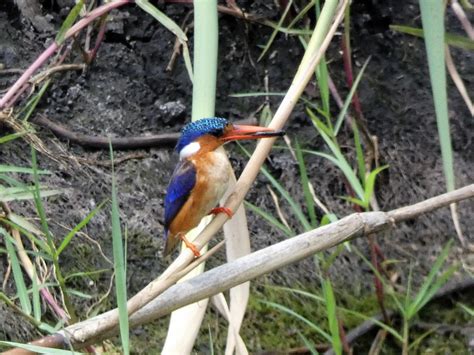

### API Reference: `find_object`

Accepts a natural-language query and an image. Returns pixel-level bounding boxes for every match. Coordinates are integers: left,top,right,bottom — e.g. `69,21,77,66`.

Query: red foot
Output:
210,207,234,218
179,235,201,257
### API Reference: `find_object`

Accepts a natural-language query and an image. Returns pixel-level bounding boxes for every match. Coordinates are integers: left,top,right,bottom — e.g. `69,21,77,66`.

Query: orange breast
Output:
168,148,231,239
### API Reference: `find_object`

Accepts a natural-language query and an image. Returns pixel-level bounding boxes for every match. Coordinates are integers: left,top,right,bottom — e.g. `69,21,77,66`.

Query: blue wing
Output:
164,159,197,234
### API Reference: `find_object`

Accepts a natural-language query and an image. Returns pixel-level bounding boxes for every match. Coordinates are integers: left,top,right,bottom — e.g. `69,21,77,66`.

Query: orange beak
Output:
220,125,286,142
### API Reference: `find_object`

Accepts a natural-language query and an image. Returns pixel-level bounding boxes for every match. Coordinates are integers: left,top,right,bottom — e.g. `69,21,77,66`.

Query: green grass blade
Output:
258,0,293,61
7,213,43,236
0,227,31,315
287,0,316,31
404,265,414,312
322,244,345,271
229,91,287,98
0,165,50,174
363,165,388,206
1,217,49,254
55,0,84,45
320,213,338,225
322,278,342,355
408,240,452,317
31,147,55,255
136,0,193,83
317,55,330,120
298,331,320,355
208,325,215,355
271,285,325,303
407,242,458,319
31,269,41,322
341,307,403,342
21,79,51,122
66,289,93,299
244,201,294,237
340,196,367,209
240,144,312,231
262,300,333,343
419,1,455,192
274,285,403,342
458,303,474,316
295,0,339,78
298,34,330,122
64,268,110,281
0,341,83,354
109,144,129,355
0,186,64,203
295,140,317,227
304,148,365,201
390,25,474,50
56,200,106,256
334,57,370,135
307,110,365,199
261,166,312,231
308,111,334,137
0,174,25,188
0,132,28,144
314,0,330,118
417,264,457,313
408,327,439,352
352,247,405,315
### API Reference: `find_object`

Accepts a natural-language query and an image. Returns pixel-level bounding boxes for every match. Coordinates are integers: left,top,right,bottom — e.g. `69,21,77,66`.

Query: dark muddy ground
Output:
0,0,473,352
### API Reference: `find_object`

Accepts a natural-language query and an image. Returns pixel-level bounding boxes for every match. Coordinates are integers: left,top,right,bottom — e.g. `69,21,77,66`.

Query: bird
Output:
163,117,285,257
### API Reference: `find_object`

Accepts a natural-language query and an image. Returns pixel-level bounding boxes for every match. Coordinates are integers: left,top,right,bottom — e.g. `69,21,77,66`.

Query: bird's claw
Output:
210,206,234,219
179,235,201,257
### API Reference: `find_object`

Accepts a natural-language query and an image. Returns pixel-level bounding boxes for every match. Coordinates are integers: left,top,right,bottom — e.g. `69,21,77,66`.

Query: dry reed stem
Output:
11,183,471,352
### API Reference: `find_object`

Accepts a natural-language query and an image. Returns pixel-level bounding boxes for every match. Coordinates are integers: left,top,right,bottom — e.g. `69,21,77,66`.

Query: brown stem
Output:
369,234,389,324
32,115,179,149
30,115,257,150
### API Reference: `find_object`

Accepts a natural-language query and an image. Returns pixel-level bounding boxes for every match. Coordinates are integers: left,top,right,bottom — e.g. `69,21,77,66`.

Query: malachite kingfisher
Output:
163,117,285,257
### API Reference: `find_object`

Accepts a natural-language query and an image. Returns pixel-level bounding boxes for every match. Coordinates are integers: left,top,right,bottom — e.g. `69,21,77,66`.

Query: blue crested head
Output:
176,117,229,152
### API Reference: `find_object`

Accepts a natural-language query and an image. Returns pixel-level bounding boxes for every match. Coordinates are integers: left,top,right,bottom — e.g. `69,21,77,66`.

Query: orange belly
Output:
165,149,231,255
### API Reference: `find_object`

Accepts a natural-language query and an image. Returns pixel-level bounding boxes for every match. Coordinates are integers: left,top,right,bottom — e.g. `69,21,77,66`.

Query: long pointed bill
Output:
220,125,286,142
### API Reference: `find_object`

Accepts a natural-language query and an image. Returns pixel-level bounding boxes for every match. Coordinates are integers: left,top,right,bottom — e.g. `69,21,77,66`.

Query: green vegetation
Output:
0,0,471,353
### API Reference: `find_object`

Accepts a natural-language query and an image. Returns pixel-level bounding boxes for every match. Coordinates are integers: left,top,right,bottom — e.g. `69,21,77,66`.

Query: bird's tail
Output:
163,232,180,257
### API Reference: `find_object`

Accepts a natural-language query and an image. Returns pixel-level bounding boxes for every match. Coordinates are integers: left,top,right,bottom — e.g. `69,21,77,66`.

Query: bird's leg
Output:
210,206,234,219
179,234,201,257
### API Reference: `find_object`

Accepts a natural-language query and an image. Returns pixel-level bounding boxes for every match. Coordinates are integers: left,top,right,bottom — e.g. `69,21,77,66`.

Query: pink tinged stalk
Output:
40,288,69,321
0,0,131,109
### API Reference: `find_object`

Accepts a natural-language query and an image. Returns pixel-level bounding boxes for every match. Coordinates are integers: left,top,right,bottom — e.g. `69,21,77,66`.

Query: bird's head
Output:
176,117,285,160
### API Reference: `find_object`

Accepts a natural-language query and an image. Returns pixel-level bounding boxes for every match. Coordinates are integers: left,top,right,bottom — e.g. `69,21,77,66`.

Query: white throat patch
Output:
179,142,201,160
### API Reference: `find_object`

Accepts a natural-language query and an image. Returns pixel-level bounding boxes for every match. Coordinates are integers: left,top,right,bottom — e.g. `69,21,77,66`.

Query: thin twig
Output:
166,11,193,72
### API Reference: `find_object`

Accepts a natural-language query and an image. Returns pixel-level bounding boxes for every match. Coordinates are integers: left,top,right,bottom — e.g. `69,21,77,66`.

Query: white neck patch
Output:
179,142,201,160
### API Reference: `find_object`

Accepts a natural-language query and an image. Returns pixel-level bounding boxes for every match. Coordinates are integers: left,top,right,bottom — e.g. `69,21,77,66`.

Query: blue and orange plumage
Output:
163,118,285,257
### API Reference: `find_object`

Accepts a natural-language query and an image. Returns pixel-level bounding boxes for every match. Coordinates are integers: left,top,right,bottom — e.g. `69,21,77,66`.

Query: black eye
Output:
211,127,224,136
